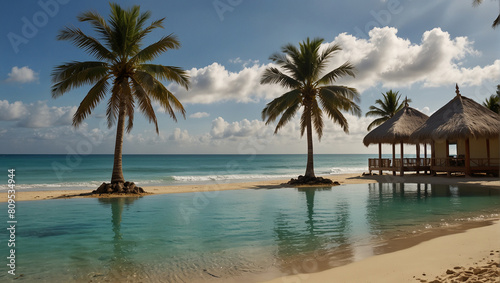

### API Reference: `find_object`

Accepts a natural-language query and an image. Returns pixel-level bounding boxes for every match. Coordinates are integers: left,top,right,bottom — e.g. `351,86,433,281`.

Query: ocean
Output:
0,154,401,191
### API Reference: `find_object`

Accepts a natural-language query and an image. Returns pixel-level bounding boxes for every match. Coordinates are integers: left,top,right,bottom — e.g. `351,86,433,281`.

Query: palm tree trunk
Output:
111,100,126,184
304,111,315,178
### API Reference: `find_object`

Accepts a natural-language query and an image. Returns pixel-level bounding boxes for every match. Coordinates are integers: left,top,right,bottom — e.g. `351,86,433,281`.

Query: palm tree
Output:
52,3,189,187
261,38,361,179
483,85,500,113
365,90,411,131
473,0,500,28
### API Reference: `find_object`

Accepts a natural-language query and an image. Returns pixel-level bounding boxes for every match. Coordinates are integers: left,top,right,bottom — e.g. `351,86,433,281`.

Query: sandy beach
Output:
263,220,500,283
2,173,499,283
2,173,499,203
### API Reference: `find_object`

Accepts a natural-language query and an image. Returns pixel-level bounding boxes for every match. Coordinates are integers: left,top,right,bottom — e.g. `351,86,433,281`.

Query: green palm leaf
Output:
365,90,410,131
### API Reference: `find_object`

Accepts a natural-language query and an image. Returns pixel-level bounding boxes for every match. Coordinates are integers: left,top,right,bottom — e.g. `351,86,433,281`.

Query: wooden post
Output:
431,141,436,176
416,143,420,175
400,142,404,176
378,143,382,175
424,143,428,175
392,143,396,176
486,139,490,166
445,140,450,176
465,138,471,176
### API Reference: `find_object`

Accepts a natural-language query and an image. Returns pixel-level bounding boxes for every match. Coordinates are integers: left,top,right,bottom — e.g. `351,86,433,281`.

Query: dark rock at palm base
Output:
287,175,340,186
93,182,145,194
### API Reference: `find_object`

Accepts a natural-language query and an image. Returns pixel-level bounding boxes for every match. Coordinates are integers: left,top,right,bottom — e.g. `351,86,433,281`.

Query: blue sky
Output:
0,0,499,154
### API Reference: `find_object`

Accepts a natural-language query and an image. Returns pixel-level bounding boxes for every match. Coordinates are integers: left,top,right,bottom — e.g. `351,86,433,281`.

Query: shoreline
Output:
261,219,500,283
1,173,499,203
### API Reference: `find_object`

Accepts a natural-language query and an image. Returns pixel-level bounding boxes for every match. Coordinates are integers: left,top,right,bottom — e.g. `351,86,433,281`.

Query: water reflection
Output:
97,197,141,280
273,187,354,274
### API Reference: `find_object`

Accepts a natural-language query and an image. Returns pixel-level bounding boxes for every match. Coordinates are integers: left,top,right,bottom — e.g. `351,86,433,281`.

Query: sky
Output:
0,0,499,155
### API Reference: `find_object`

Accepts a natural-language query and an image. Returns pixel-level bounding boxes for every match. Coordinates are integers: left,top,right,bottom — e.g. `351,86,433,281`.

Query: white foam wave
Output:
326,167,367,174
172,174,297,182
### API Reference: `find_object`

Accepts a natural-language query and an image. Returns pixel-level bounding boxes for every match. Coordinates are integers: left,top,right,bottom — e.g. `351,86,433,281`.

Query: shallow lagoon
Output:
1,183,499,282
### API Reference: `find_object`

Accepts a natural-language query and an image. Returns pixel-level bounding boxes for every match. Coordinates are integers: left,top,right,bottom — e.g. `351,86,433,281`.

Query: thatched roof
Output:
363,105,429,146
411,87,500,142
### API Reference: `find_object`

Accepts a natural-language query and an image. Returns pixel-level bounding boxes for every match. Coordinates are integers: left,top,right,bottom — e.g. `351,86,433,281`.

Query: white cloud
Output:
0,100,76,128
330,27,498,90
210,117,268,139
166,27,498,106
168,62,284,104
0,100,28,120
6,66,38,83
189,112,210,118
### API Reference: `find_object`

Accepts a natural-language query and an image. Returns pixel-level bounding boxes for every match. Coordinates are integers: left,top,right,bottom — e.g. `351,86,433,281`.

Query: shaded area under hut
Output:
363,100,429,176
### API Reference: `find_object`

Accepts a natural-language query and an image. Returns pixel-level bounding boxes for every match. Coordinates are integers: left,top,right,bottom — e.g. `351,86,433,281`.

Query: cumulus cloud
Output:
210,117,267,139
328,27,498,90
6,66,38,83
168,62,285,104
0,100,28,120
0,100,76,128
167,27,497,105
189,112,210,118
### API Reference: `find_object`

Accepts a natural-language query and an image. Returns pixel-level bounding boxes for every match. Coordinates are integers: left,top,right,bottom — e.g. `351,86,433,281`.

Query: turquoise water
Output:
0,183,499,282
0,154,400,191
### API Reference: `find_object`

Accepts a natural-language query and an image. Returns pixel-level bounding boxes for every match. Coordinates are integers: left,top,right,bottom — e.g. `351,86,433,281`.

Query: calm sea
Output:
0,154,407,191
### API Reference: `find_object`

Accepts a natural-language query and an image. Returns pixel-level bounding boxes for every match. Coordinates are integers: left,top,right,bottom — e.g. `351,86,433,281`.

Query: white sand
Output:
262,220,500,283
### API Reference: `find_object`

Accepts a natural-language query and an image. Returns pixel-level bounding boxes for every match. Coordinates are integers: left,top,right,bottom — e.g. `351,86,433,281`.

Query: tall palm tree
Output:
261,38,361,178
473,0,500,28
52,3,189,185
365,90,411,131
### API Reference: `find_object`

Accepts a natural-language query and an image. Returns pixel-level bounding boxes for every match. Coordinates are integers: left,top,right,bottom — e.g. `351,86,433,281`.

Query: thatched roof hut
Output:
411,88,500,142
363,105,429,146
363,102,430,176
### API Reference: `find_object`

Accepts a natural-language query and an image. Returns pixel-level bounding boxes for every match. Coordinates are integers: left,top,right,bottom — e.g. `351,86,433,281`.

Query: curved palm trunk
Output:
111,101,126,184
305,111,315,178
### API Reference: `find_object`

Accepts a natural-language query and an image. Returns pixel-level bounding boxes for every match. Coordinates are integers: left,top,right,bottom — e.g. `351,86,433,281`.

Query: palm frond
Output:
367,117,388,131
316,62,356,85
57,27,114,61
52,61,109,97
138,64,189,89
262,89,302,123
311,98,324,139
134,71,185,121
260,67,300,89
319,86,361,116
132,34,180,63
131,76,159,133
73,76,110,127
315,43,341,77
77,10,112,43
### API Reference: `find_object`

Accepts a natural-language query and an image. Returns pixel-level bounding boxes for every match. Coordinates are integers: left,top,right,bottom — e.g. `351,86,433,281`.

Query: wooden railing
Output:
368,158,431,169
433,158,499,168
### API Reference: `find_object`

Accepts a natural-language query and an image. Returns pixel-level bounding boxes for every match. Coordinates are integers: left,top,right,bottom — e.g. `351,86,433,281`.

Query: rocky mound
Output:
93,181,145,194
286,175,340,186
